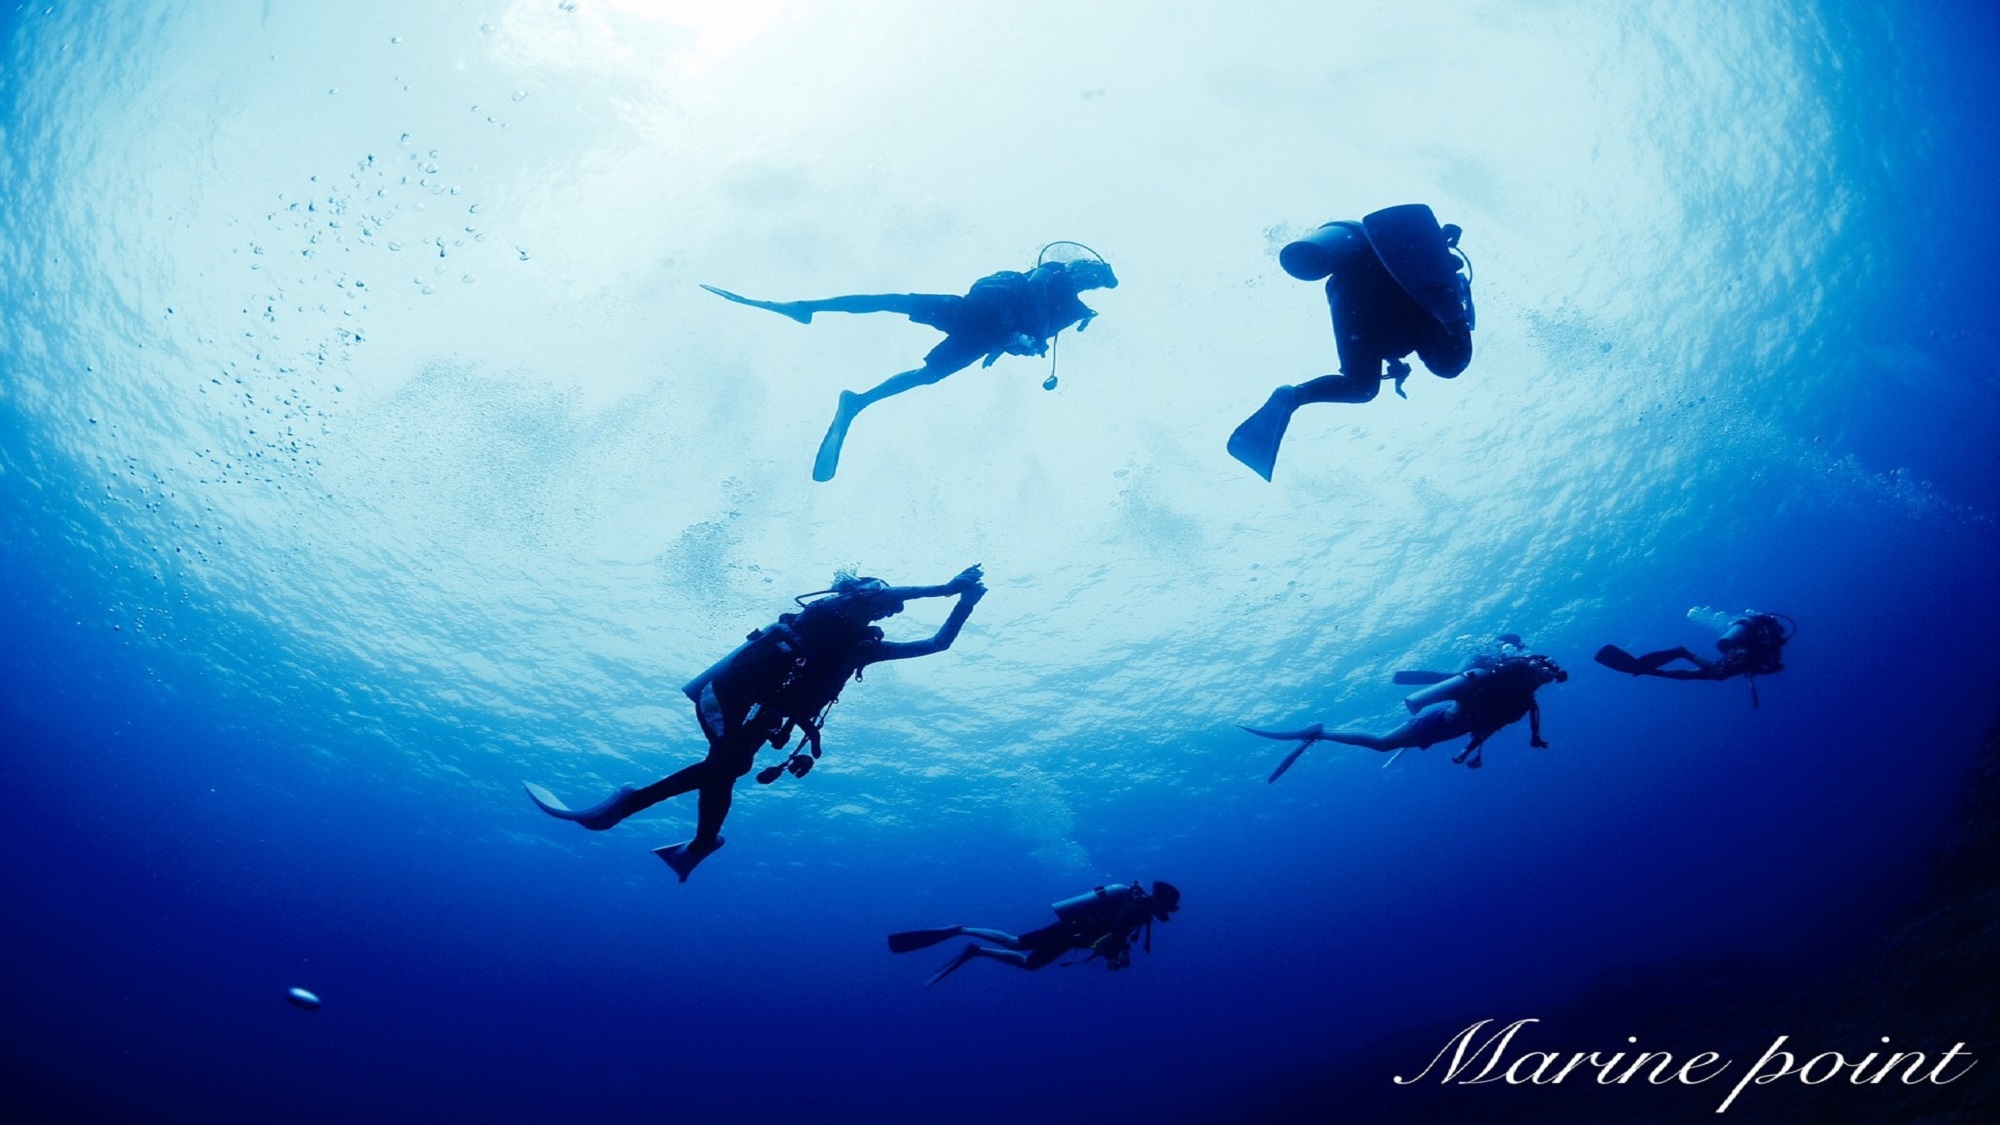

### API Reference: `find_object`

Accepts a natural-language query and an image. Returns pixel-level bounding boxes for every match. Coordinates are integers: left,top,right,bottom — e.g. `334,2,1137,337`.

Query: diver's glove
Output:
1531,736,1549,749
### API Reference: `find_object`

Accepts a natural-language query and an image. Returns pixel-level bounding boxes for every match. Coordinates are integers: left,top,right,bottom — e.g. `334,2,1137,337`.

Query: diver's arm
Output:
1528,700,1548,748
878,565,985,603
865,571,986,664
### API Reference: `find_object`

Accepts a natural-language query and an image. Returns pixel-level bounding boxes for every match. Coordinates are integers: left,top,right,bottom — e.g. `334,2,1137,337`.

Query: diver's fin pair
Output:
887,927,963,955
1593,644,1646,675
1240,723,1324,784
523,782,639,832
699,284,812,324
812,391,864,482
653,836,726,883
1226,387,1299,481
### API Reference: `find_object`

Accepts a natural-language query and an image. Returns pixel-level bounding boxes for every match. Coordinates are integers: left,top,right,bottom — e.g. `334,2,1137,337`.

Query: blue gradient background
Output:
2,2,1996,1122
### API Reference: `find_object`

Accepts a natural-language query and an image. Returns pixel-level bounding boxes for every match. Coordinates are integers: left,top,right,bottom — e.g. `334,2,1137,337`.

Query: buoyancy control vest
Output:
682,597,883,746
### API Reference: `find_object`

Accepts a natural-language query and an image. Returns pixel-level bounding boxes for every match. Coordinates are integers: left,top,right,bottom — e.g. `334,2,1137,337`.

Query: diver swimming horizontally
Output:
1243,636,1565,774
889,881,1181,987
701,248,1118,481
524,566,987,881
1595,609,1793,707
1227,203,1475,481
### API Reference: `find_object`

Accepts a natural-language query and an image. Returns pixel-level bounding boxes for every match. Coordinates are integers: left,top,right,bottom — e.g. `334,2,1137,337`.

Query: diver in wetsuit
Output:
524,566,987,881
1595,611,1792,705
701,254,1118,481
1227,203,1475,480
888,881,1182,987
1243,638,1565,773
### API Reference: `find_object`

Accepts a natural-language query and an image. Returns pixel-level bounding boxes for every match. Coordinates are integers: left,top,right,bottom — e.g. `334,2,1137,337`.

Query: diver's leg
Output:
689,733,760,846
699,287,941,325
1228,370,1384,480
848,362,955,409
814,339,984,481
653,778,733,882
791,293,941,319
924,942,1030,986
523,759,707,831
1322,705,1460,754
1292,371,1385,405
1632,647,1724,679
956,927,1027,950
966,946,1033,970
1316,729,1402,752
653,736,758,880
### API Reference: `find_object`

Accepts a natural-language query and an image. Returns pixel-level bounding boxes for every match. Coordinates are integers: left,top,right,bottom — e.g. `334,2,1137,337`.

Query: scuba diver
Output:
523,566,987,881
1595,609,1793,707
1227,203,1475,481
888,881,1181,988
1243,637,1565,773
701,246,1118,481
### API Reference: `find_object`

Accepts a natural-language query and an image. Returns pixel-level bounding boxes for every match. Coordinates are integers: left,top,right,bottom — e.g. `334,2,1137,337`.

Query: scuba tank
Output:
1403,669,1485,714
1279,221,1369,281
1052,883,1137,922
681,624,806,705
1719,612,1790,653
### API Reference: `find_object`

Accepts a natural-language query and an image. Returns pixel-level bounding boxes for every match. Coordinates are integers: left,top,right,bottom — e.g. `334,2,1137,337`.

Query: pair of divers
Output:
702,245,1118,481
1595,610,1793,707
1228,203,1477,481
1243,637,1567,776
889,880,1182,987
699,203,1472,483
525,566,986,881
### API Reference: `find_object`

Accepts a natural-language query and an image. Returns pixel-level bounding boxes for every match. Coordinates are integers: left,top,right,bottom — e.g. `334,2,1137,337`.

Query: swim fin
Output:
1226,387,1299,481
1593,645,1645,675
1239,723,1325,742
924,943,980,988
1391,670,1453,686
523,782,638,831
699,284,812,324
1241,723,1324,783
1267,741,1312,784
888,927,964,954
653,836,726,882
812,391,862,482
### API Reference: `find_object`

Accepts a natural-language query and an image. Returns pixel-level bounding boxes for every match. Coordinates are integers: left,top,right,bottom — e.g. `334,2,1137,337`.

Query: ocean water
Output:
2,2,1996,1122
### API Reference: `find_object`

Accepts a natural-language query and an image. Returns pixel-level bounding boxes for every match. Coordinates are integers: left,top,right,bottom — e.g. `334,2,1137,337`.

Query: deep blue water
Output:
3,2,1997,1123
